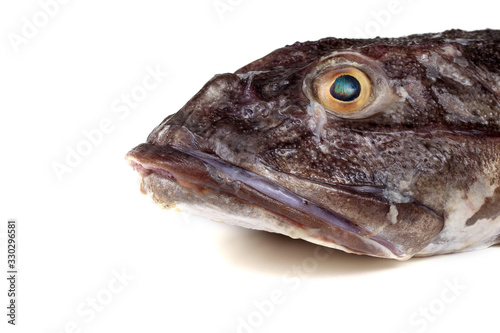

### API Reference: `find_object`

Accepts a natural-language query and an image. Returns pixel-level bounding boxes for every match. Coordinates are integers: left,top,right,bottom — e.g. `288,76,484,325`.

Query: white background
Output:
2,0,500,332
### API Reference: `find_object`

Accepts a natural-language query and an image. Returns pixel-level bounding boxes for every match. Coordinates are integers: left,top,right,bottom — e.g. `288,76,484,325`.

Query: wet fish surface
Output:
126,29,500,260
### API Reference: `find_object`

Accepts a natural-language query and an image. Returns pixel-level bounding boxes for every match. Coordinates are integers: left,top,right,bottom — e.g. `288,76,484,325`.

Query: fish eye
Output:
312,67,372,115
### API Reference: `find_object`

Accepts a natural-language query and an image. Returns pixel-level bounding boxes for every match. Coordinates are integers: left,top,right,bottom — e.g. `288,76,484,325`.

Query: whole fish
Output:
126,29,500,260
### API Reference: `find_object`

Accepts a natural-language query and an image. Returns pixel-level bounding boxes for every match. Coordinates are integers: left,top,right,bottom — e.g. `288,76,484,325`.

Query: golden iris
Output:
313,67,372,115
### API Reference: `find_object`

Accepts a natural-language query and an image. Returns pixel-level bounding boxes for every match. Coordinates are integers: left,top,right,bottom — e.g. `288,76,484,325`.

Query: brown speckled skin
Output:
130,29,500,259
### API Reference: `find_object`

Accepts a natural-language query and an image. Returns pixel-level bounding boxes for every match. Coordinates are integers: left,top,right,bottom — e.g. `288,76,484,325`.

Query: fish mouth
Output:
126,143,413,259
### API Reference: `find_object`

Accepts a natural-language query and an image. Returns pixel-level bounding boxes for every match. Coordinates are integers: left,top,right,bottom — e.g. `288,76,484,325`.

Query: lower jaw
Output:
140,171,399,259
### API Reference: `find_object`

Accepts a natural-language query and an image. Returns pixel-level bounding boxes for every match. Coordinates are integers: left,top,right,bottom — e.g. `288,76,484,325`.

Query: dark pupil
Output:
330,75,361,102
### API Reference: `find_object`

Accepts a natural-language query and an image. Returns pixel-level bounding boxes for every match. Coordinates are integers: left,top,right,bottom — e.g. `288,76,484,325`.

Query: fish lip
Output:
126,143,403,259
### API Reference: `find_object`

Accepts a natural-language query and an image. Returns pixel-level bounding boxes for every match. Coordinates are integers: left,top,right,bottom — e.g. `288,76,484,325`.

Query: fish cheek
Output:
256,169,445,259
375,203,444,258
324,193,445,259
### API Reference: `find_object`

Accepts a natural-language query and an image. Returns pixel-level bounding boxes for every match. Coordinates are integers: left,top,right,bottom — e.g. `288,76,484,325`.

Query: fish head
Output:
126,29,500,260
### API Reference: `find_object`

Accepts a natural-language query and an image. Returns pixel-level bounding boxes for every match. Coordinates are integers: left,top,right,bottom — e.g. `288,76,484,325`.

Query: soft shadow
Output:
216,226,405,278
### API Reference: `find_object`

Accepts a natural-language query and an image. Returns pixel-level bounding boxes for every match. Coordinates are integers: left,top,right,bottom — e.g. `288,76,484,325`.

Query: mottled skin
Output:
127,29,500,260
